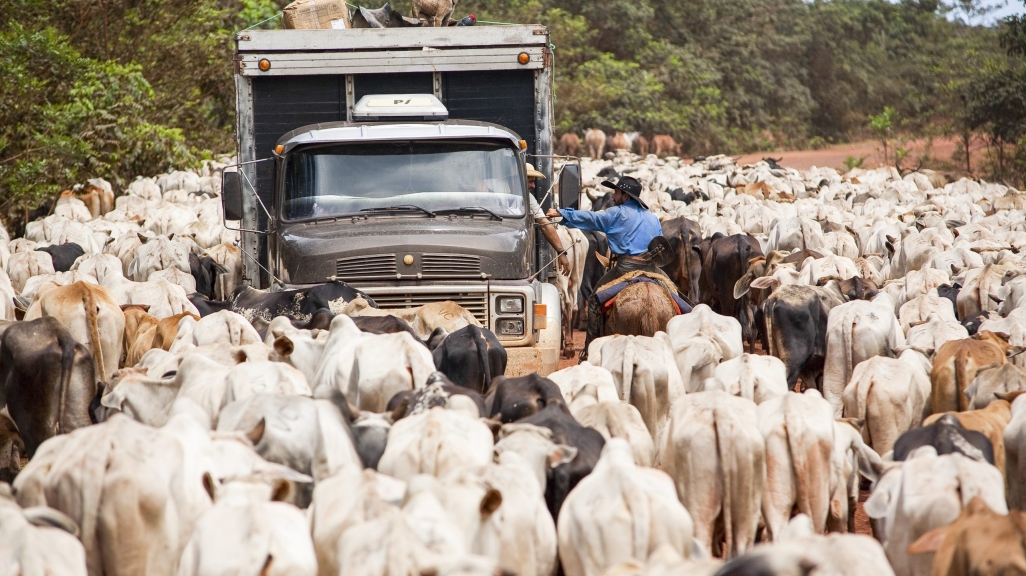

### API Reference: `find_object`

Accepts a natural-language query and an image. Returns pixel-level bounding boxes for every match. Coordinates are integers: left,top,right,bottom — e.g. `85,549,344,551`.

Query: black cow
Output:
668,187,706,204
188,293,232,317
387,372,487,419
517,403,605,521
962,310,997,336
758,278,875,390
701,234,764,349
189,253,230,300
0,317,96,456
293,308,336,331
893,414,995,464
487,373,566,423
596,166,619,180
937,283,961,317
433,325,506,394
763,157,784,170
660,216,702,304
576,230,610,330
229,281,376,322
36,242,84,272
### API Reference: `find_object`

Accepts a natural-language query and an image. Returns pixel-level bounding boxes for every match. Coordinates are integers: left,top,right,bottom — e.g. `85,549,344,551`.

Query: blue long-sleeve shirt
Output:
557,200,662,256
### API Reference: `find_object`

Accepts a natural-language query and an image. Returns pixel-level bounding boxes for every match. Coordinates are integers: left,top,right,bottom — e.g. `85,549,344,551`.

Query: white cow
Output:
0,489,87,576
758,390,836,539
659,391,764,556
842,356,931,456
558,440,696,576
587,334,685,438
127,234,190,282
700,353,788,404
864,448,1007,576
822,293,905,416
378,407,493,482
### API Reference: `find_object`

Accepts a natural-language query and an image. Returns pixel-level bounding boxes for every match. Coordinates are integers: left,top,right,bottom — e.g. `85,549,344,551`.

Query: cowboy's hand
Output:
558,254,571,275
546,208,561,218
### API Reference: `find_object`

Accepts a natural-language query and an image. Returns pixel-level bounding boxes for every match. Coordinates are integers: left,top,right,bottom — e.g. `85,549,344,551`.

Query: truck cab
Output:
226,27,580,375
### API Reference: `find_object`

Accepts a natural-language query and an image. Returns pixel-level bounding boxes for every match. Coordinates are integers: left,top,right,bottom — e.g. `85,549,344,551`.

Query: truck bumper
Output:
504,282,561,376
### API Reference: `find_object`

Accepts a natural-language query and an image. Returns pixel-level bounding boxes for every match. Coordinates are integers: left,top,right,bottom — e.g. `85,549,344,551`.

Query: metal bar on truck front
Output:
234,72,260,286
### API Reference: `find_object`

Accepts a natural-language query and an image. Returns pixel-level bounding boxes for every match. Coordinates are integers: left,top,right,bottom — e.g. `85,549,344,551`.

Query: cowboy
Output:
526,163,570,274
546,176,665,352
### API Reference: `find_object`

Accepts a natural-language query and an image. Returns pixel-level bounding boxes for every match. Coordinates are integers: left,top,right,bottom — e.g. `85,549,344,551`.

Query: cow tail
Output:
737,239,753,331
83,287,106,383
857,375,875,451
956,350,972,412
622,338,636,407
472,327,491,391
56,329,76,435
784,396,813,531
713,405,735,555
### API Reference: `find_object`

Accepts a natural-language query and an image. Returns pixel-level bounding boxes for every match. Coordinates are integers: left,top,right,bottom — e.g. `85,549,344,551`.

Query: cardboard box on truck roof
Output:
282,0,351,29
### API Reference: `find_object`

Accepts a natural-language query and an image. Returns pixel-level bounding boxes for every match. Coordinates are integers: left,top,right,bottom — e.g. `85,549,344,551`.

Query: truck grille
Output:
370,291,489,326
336,254,396,280
421,254,481,277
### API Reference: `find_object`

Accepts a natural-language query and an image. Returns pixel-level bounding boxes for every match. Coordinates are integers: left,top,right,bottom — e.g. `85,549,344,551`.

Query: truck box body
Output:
232,26,562,375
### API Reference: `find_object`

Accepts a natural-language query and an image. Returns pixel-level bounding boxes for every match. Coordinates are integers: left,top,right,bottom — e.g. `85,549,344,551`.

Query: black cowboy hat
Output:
600,176,648,210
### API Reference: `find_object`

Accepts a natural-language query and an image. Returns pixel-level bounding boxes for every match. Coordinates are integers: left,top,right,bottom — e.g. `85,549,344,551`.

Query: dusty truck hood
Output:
277,216,532,284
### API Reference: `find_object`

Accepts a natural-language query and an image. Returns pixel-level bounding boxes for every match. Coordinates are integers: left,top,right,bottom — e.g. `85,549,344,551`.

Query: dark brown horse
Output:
604,282,677,337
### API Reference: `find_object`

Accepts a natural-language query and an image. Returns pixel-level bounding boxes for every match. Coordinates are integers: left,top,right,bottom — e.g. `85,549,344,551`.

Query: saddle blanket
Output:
596,277,692,315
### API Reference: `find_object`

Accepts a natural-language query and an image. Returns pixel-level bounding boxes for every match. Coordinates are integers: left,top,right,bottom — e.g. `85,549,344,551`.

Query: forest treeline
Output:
1,0,1024,218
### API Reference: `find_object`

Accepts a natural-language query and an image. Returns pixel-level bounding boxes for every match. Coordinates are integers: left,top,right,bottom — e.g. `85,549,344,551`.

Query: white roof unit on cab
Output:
352,94,448,121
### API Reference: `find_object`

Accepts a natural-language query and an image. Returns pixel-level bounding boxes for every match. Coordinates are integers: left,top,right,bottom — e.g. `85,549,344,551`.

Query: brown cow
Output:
557,133,581,157
931,331,1022,414
606,132,629,154
152,312,199,351
923,399,1012,475
634,135,650,156
584,129,606,159
908,496,1026,576
122,305,158,367
24,281,125,383
652,134,681,157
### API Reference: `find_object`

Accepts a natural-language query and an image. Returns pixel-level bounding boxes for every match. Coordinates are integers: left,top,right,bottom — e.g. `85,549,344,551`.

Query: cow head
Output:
830,276,879,301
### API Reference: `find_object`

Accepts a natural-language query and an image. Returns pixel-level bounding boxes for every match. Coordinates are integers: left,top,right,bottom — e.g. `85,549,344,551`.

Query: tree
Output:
869,107,897,166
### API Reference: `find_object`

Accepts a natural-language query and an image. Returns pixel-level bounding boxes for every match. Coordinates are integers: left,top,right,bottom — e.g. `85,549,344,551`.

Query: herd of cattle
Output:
3,151,1026,576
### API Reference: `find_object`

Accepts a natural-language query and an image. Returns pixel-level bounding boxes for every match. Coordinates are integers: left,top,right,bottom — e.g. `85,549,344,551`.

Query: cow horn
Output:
246,417,266,445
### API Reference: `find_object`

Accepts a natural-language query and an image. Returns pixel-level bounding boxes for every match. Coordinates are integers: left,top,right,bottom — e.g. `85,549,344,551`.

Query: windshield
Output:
282,140,526,221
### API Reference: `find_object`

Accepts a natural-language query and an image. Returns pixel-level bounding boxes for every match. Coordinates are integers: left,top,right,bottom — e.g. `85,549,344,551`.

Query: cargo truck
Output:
222,26,581,375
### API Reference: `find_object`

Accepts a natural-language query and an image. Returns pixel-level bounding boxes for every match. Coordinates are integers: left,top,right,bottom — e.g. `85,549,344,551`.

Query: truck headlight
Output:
497,296,524,314
497,318,525,336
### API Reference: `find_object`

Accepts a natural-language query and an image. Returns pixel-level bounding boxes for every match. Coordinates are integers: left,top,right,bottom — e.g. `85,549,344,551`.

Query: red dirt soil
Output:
734,137,986,174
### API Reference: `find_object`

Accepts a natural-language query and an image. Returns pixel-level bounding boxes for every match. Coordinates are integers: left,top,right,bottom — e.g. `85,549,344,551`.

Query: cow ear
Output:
595,251,610,269
273,335,294,357
733,272,755,299
997,390,1026,403
213,263,230,275
167,233,175,241
246,417,266,445
750,276,779,291
202,472,217,501
1009,346,1026,358
990,293,1004,304
548,444,578,468
270,479,291,503
907,525,950,555
479,488,502,517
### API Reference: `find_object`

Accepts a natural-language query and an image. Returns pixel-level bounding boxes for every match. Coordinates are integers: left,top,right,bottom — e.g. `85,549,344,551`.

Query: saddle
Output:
595,270,692,315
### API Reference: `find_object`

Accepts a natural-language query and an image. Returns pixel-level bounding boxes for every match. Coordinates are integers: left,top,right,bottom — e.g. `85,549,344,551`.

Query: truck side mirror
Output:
558,163,581,210
221,169,244,221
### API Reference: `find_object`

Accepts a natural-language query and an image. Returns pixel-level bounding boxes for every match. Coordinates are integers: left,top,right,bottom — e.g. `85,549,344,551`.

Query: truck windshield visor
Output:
282,141,526,220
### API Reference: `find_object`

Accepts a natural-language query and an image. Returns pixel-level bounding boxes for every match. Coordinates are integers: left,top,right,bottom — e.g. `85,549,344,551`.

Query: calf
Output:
36,242,84,272
0,317,95,456
432,325,506,394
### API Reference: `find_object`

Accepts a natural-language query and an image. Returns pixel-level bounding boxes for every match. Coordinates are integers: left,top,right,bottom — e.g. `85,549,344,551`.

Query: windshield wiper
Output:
359,204,436,217
438,206,504,221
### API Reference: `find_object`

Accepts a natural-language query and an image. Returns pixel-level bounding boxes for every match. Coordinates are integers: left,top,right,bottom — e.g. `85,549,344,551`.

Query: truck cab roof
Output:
276,120,525,153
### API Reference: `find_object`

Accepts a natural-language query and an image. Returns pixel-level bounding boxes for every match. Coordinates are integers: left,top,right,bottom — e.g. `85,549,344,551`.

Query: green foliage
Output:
0,23,193,222
844,155,867,171
869,106,896,163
